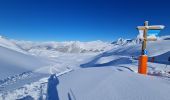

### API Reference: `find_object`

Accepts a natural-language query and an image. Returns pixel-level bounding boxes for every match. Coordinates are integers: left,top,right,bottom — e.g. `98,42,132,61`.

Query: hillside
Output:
0,36,27,54
81,36,170,68
0,35,170,100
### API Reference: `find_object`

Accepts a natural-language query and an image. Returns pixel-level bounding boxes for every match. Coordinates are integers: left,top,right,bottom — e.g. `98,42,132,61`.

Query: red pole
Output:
138,55,148,74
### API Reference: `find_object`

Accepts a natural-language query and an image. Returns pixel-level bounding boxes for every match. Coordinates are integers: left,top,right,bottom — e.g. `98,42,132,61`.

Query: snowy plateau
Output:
0,35,170,100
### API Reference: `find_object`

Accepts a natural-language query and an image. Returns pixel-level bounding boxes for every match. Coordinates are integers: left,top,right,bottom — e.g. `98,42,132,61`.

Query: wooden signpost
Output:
137,21,165,75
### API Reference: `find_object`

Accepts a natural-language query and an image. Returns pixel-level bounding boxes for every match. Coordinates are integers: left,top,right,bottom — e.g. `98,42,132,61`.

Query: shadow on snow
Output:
47,74,59,100
81,56,132,68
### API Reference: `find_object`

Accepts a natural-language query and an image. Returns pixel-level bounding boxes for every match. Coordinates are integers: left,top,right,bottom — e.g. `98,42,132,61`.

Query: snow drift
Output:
0,46,50,80
56,67,170,100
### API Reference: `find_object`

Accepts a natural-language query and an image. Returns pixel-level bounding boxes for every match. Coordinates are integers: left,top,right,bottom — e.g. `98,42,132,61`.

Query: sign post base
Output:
138,55,148,75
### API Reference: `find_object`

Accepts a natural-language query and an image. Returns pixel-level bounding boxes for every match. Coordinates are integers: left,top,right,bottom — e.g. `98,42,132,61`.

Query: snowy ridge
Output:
13,40,113,54
112,37,142,45
0,35,113,58
0,45,52,79
81,35,170,73
0,36,27,54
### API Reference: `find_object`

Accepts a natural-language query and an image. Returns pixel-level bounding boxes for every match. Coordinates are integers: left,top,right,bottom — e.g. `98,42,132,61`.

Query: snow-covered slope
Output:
82,36,170,68
4,67,170,100
0,35,170,100
0,46,51,80
0,36,100,96
55,67,170,100
0,36,27,54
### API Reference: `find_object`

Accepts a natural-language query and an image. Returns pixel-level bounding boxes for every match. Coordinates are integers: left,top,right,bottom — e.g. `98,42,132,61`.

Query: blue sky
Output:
0,0,169,42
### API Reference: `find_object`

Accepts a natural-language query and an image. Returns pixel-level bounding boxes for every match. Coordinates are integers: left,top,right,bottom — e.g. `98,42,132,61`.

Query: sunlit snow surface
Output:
0,35,170,100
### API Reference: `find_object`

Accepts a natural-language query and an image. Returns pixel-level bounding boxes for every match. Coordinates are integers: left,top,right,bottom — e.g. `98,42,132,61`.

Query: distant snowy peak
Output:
112,38,141,45
112,35,170,46
14,40,113,53
2,34,169,55
116,38,133,45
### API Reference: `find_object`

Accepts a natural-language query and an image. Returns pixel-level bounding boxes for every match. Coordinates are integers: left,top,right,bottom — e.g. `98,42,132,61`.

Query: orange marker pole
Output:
138,55,148,75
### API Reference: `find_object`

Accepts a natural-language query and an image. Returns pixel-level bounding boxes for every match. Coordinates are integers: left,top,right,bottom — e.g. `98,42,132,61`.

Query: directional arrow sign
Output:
137,25,165,30
137,25,165,41
137,21,165,75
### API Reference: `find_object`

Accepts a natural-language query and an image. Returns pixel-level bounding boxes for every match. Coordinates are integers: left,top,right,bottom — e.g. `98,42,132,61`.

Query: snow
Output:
95,56,119,64
0,35,100,97
0,37,99,98
137,30,144,40
0,69,72,100
56,67,170,100
0,46,51,79
111,37,169,58
0,36,27,54
47,74,59,100
0,35,170,100
13,40,113,55
0,49,96,94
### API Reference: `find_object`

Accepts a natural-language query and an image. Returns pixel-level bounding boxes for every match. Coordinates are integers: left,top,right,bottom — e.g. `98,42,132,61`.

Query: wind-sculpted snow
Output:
0,71,32,89
0,69,72,100
56,67,170,100
0,77,49,100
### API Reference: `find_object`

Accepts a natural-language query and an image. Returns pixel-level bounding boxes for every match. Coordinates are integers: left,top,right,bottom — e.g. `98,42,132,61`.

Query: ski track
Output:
0,69,73,100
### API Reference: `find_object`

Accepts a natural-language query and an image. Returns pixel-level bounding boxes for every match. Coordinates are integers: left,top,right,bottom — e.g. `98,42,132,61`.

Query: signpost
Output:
137,21,165,75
